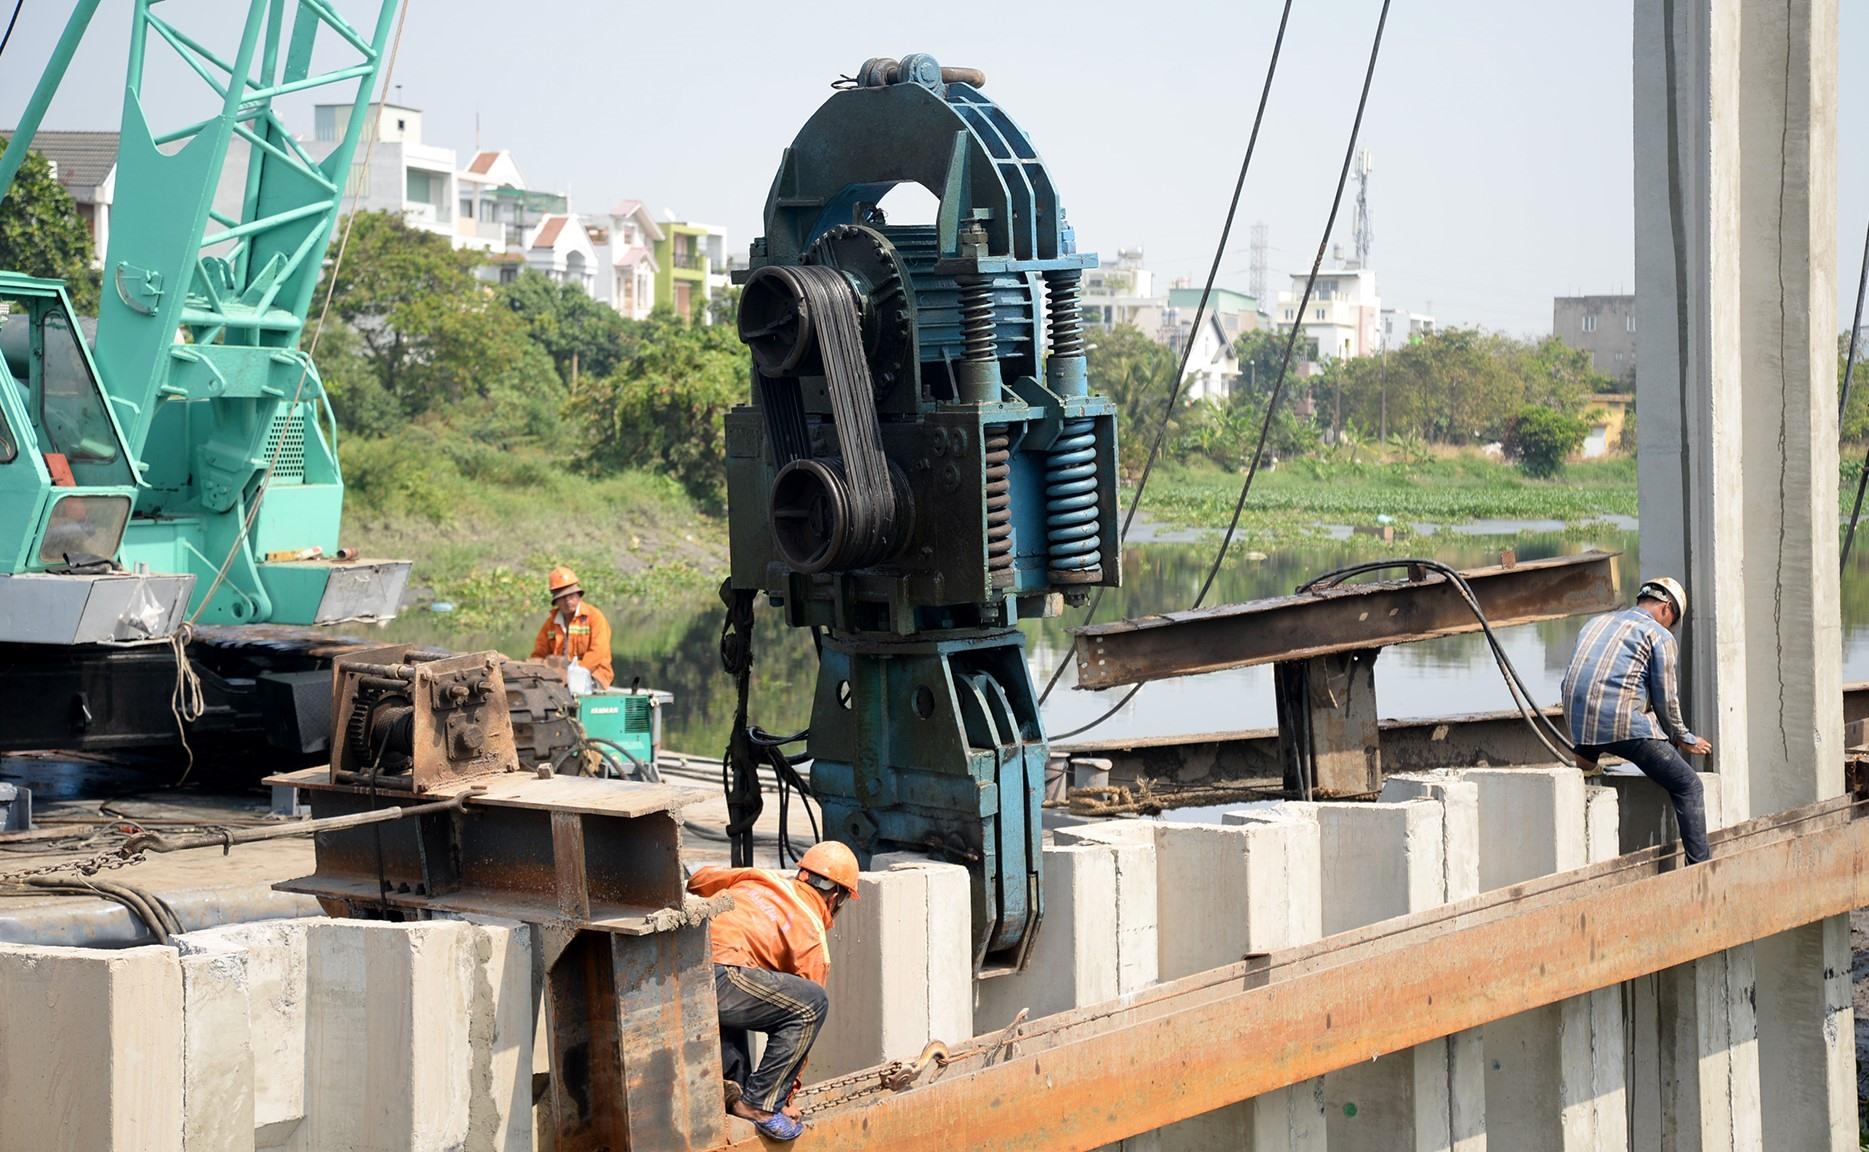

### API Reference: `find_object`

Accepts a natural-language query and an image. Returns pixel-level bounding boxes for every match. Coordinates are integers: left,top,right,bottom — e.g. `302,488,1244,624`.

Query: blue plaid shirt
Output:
1561,606,1698,747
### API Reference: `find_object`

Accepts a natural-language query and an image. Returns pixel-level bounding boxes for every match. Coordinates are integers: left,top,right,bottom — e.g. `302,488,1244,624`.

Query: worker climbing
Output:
686,840,861,1142
1561,576,1711,864
529,566,613,693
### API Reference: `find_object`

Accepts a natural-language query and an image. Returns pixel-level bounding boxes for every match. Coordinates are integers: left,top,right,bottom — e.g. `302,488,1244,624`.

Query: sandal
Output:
754,1111,805,1142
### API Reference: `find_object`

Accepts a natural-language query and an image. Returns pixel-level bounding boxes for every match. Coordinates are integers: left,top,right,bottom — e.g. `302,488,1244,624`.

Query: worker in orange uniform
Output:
686,841,861,1142
529,566,613,692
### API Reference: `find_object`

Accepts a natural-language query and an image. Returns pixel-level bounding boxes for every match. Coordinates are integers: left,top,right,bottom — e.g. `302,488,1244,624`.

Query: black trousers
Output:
1580,738,1710,863
714,963,828,1111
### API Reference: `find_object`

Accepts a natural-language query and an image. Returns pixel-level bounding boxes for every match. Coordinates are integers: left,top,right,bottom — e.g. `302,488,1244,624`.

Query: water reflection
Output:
372,523,1869,756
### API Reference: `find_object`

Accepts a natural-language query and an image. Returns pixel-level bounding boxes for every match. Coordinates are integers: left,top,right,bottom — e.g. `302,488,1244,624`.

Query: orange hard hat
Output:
547,566,581,598
797,841,860,899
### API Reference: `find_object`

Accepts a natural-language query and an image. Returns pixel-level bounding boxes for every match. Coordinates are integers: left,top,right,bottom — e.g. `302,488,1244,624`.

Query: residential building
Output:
1081,247,1164,333
523,214,598,296
13,130,117,263
1581,392,1633,458
1552,294,1636,386
1379,307,1435,348
593,201,663,320
654,215,728,322
1165,312,1241,403
1165,286,1261,341
1276,267,1381,364
456,149,575,288
307,103,455,242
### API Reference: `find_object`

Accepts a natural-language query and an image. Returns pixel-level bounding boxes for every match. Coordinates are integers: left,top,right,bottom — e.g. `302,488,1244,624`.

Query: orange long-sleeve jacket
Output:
530,601,613,688
686,866,832,986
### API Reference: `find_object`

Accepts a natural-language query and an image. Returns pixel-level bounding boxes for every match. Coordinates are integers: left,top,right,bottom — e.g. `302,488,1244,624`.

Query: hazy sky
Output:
4,1,1864,336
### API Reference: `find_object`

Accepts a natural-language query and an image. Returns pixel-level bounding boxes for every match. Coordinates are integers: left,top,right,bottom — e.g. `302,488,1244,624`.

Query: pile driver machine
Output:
726,54,1122,972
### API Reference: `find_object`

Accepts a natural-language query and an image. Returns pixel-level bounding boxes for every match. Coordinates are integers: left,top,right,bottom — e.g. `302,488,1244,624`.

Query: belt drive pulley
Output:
739,263,910,573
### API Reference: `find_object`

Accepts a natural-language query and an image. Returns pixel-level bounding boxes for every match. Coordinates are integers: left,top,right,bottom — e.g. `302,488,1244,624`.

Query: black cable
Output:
1842,218,1869,572
1037,0,1297,710
0,0,22,62
1053,0,1396,744
582,736,661,783
1296,559,1576,763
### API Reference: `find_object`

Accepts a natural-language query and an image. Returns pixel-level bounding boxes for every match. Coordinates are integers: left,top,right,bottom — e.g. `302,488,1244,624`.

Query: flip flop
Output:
754,1112,805,1142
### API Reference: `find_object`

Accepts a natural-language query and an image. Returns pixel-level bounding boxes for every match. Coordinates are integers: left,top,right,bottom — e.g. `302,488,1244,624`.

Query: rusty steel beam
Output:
1070,550,1621,690
715,797,1868,1151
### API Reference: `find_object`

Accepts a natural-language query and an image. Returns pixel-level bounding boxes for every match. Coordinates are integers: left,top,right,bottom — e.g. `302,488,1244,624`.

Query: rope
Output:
187,1,410,624
1050,0,1396,742
1037,0,1298,710
168,622,206,785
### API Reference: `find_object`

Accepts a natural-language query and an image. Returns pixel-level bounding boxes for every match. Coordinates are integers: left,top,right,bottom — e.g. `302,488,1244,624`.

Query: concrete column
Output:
1379,772,1486,1152
1270,796,1460,1152
1463,767,1625,1151
976,842,1119,1028
0,943,184,1151
811,857,972,1081
1635,0,1851,1140
178,936,255,1152
1140,815,1325,1152
298,919,533,1152
176,919,310,1149
1610,770,1762,1151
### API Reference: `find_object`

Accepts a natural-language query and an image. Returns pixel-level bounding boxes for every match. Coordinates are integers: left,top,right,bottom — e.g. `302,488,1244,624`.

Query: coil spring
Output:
961,278,996,362
1045,418,1101,576
985,426,1014,587
1043,270,1084,359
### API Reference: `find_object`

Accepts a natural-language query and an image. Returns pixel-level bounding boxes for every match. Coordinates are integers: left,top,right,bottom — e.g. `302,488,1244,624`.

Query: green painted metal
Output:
0,275,140,572
0,1,402,623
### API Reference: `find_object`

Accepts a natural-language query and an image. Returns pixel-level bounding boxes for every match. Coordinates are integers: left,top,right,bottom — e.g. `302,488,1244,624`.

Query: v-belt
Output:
764,263,899,568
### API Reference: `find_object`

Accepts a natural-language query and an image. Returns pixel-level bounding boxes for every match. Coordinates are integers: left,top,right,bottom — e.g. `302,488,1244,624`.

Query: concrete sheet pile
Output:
0,917,535,1151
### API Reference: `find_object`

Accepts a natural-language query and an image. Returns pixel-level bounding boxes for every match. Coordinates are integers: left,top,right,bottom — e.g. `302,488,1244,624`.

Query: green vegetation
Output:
0,140,100,313
1136,454,1638,539
1506,406,1591,478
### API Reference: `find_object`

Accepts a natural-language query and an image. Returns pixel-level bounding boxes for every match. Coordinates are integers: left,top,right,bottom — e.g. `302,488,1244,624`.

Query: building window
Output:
1582,315,1598,333
1314,308,1326,321
1625,315,1635,332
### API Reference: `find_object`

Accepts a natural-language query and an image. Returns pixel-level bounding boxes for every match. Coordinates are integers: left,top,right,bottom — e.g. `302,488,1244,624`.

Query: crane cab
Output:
0,273,191,643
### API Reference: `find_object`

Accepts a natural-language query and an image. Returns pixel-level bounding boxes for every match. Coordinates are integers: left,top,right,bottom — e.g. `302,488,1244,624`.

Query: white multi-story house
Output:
523,214,598,296
455,148,529,253
1081,247,1165,333
1168,312,1242,403
1277,267,1381,364
1379,307,1435,350
594,201,663,320
308,103,455,242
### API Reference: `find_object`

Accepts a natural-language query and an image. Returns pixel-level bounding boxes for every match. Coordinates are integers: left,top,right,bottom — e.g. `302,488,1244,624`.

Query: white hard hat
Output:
1639,576,1687,622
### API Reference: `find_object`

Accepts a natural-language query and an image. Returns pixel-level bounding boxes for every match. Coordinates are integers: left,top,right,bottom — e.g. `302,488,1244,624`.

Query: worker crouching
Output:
686,841,860,1142
1561,576,1711,864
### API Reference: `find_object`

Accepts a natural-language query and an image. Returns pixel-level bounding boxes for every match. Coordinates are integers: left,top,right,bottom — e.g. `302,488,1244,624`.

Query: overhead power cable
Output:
1840,217,1869,571
0,1,22,61
1051,0,1396,743
1036,0,1297,710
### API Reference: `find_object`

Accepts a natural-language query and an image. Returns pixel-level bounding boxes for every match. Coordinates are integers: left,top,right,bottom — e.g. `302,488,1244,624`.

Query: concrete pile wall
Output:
0,917,534,1151
957,766,1722,1151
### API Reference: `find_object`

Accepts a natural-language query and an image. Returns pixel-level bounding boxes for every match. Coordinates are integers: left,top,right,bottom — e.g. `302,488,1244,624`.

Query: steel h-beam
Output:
718,797,1869,1151
1070,550,1621,691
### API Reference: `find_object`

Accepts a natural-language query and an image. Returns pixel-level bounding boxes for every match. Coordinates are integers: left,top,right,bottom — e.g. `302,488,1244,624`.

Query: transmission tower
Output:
1249,222,1268,304
1351,150,1374,269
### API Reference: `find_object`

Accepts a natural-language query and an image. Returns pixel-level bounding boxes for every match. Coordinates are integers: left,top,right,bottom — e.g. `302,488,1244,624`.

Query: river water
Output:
377,522,1869,757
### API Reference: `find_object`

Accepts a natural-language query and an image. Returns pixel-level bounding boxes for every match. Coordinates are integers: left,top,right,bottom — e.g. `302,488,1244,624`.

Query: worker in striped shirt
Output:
1560,576,1711,863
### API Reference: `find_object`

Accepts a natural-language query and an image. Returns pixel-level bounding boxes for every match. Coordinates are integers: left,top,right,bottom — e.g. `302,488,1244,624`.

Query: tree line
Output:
1085,323,1622,478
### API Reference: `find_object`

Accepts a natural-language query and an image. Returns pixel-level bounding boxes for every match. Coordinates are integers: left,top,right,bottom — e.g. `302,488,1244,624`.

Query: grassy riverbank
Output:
338,438,1645,628
1135,454,1640,540
338,431,723,630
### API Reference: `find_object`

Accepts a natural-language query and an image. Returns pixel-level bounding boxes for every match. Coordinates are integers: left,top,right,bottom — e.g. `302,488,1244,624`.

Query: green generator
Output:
577,688,673,773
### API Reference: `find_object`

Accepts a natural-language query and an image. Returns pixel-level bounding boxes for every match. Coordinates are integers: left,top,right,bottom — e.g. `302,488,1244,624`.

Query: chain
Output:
0,848,145,885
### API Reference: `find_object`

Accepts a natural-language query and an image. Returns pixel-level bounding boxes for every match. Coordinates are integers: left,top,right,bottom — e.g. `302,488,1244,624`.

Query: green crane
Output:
0,0,408,645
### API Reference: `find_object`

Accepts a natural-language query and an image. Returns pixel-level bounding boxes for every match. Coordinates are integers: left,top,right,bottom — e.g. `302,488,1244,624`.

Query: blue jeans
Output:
1582,738,1710,863
714,963,828,1112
